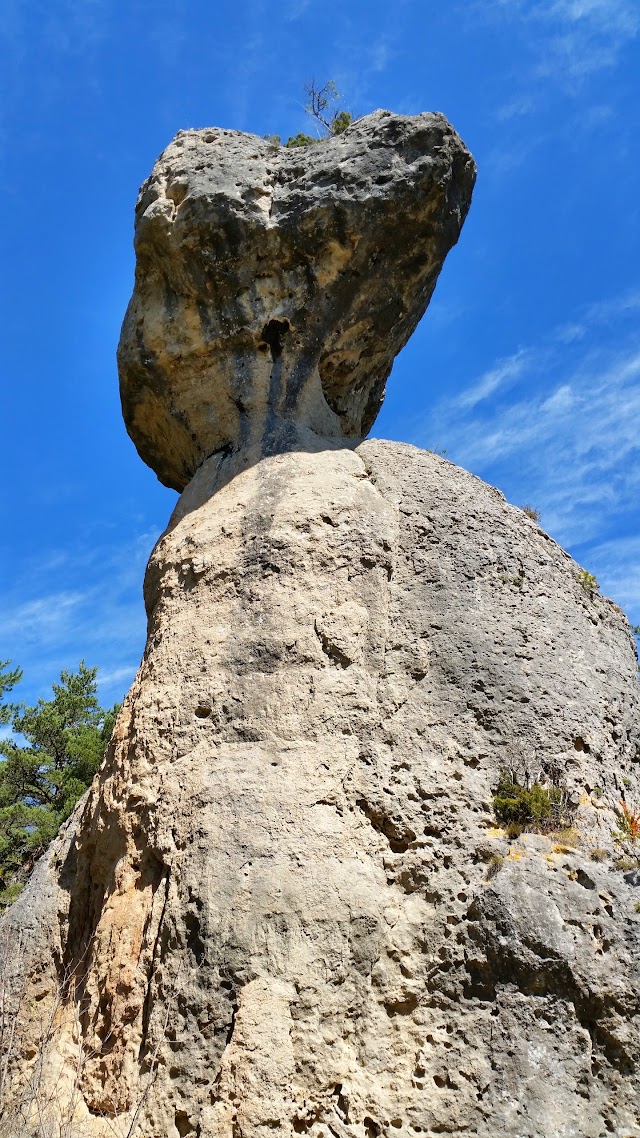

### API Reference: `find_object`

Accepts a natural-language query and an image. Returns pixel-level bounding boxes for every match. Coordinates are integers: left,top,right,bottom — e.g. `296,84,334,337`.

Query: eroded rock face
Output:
3,113,640,1138
2,444,640,1138
118,112,475,490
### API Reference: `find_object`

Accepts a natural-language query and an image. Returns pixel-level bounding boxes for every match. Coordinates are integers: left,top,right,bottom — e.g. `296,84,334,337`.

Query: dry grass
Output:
0,927,164,1138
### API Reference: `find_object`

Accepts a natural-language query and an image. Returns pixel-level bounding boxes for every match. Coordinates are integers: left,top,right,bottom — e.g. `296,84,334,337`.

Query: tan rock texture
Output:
2,443,640,1138
118,111,475,491
3,113,640,1138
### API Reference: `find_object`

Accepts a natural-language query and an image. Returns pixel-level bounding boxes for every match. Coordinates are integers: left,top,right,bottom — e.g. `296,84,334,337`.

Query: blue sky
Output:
1,0,639,710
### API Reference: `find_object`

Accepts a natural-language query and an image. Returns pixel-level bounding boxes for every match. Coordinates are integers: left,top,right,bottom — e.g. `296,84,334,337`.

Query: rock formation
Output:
118,111,474,490
2,112,640,1138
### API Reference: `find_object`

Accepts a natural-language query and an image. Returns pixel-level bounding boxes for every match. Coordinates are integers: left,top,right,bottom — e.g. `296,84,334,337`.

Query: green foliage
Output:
279,80,354,149
577,568,599,595
614,800,640,843
284,132,319,148
493,771,568,832
0,659,22,727
0,662,119,909
304,79,353,136
485,854,504,880
0,880,24,908
330,109,353,135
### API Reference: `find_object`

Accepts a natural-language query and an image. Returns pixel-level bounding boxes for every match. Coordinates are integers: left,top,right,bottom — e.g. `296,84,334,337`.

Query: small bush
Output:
577,569,599,596
522,505,541,523
590,848,608,862
281,80,354,149
284,132,319,148
615,801,640,842
0,880,24,908
614,855,639,871
331,110,353,135
485,854,504,880
505,821,524,840
493,771,573,834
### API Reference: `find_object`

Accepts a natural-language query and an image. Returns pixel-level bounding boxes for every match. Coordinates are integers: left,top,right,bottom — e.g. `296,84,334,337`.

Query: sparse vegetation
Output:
521,504,541,523
485,854,504,880
304,79,352,135
577,568,599,596
614,800,640,843
493,770,574,835
0,926,162,1137
0,662,119,910
552,826,579,850
589,847,608,862
284,132,318,148
265,80,354,149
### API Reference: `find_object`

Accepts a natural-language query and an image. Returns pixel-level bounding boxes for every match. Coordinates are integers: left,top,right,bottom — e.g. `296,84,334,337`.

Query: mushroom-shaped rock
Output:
118,110,475,490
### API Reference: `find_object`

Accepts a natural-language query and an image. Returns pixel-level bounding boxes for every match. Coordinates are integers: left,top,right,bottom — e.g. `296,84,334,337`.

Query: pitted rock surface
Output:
3,112,640,1138
118,111,475,490
2,443,640,1138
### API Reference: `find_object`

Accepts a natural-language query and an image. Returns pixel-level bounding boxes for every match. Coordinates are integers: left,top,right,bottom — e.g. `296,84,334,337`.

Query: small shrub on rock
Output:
615,801,640,842
493,771,572,834
577,568,599,596
485,854,504,880
285,132,319,148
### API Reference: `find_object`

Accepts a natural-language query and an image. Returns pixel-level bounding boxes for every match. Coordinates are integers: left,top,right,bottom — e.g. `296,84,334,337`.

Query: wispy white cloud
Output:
586,536,640,614
97,665,138,694
485,0,639,77
416,289,640,619
285,0,311,20
454,349,533,410
0,528,158,706
370,36,392,74
481,0,639,136
495,96,537,121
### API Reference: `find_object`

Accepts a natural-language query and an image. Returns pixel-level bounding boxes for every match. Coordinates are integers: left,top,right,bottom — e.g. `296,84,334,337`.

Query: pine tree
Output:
0,661,119,908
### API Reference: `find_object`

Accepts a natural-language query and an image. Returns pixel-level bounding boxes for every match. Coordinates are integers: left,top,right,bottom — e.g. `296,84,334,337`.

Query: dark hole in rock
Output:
260,318,290,356
195,705,211,718
175,1111,193,1136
